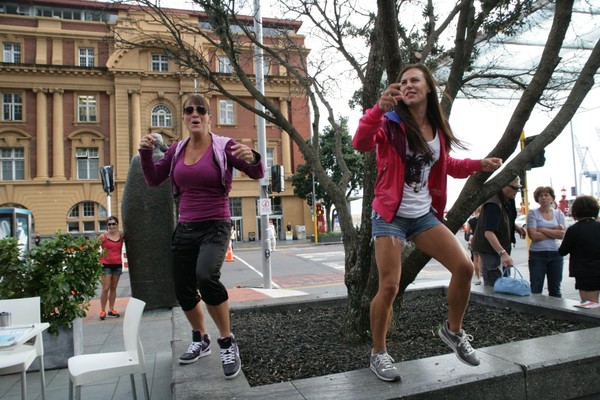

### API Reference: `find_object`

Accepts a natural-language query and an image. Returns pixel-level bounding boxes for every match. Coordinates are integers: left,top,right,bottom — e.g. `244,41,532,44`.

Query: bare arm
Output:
484,231,513,268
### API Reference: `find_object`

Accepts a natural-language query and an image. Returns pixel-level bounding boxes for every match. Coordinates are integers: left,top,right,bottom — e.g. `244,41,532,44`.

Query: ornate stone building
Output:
0,0,312,242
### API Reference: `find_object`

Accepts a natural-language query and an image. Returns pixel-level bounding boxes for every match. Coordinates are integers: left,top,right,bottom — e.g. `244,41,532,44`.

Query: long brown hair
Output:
394,64,466,156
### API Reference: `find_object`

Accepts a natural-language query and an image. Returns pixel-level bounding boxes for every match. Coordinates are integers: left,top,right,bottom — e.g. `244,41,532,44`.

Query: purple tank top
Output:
173,145,231,222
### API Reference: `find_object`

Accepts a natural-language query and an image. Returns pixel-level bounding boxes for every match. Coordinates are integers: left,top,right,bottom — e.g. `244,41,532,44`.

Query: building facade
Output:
0,0,313,242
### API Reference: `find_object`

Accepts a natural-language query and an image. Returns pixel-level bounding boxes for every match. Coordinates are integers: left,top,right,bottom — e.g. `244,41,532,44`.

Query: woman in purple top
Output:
138,95,264,380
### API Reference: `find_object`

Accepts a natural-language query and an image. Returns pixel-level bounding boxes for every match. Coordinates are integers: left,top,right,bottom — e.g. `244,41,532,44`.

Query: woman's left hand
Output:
481,157,503,172
232,143,257,164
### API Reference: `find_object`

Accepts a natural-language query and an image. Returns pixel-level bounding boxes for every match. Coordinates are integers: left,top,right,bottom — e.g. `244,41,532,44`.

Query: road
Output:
221,234,581,302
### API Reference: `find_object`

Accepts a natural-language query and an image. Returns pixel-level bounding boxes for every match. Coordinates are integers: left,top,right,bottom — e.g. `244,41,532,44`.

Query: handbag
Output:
493,266,531,296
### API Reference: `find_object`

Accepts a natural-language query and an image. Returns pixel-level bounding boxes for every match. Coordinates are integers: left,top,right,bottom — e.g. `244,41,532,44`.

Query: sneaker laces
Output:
185,342,202,354
375,352,395,370
220,345,236,365
457,332,475,354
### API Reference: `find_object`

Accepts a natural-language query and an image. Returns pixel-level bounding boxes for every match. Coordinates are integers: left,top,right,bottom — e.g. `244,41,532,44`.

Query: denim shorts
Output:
102,264,123,276
371,210,441,242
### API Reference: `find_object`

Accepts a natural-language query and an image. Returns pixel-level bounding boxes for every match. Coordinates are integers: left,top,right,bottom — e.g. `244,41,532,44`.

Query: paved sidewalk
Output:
0,240,309,400
0,270,173,400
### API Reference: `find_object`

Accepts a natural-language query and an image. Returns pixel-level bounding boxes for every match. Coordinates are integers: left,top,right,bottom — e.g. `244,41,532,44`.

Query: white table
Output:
0,323,50,349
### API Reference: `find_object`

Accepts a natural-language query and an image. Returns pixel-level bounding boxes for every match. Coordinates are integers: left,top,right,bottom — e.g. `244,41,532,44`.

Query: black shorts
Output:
171,220,232,310
575,276,600,291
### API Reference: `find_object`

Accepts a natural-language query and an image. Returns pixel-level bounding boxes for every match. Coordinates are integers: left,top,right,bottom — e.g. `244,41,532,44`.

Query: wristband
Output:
498,250,506,256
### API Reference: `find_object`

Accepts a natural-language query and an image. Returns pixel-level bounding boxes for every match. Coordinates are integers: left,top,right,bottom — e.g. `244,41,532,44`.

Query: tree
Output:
111,0,600,341
291,117,364,231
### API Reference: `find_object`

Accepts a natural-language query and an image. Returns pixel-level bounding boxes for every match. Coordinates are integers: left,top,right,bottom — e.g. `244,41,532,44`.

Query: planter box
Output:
30,318,82,370
311,234,342,243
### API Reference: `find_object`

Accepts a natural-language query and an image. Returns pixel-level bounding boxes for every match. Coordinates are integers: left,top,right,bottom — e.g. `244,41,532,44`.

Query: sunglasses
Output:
509,185,522,191
107,223,117,226
183,105,207,116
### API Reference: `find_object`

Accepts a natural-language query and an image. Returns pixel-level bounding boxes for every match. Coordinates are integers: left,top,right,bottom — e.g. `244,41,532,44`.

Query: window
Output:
67,202,107,233
77,95,97,122
263,59,270,76
78,48,95,67
2,93,22,121
151,54,169,72
218,56,232,73
1,147,24,181
219,99,235,125
151,104,172,127
3,43,20,63
76,148,99,180
229,198,242,217
266,147,275,169
83,201,95,217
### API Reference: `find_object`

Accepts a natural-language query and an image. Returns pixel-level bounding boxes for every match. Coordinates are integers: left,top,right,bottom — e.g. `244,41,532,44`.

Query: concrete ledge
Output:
171,287,600,400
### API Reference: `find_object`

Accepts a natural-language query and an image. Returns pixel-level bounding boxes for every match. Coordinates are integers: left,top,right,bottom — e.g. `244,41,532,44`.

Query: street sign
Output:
258,198,272,215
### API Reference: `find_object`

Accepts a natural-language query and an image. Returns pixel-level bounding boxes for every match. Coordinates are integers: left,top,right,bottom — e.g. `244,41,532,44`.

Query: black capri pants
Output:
171,220,232,311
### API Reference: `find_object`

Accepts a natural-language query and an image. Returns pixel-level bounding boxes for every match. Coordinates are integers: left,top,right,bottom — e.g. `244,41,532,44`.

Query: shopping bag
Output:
493,266,531,296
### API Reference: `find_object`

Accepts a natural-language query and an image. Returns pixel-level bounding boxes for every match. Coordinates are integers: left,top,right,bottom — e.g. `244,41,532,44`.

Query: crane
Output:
572,133,599,197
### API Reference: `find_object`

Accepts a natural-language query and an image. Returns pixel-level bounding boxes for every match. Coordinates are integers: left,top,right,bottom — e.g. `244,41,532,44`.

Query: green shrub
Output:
0,233,104,334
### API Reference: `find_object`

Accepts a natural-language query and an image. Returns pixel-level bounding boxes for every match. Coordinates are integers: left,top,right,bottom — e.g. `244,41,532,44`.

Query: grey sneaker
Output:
369,351,401,382
179,333,211,364
217,334,241,379
438,321,480,366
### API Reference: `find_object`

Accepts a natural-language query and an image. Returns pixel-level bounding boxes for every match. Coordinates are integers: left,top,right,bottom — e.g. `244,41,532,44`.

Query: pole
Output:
312,172,318,243
106,194,112,217
253,0,272,289
519,132,531,248
570,120,578,196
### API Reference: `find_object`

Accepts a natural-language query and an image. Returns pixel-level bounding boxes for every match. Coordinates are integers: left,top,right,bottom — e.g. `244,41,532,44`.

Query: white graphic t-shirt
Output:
396,133,441,218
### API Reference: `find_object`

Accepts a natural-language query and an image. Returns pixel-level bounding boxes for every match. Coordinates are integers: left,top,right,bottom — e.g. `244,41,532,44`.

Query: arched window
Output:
151,104,172,128
67,201,108,234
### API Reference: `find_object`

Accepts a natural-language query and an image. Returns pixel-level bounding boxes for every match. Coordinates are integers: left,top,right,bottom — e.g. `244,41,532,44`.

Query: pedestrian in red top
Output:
98,216,124,320
353,64,502,382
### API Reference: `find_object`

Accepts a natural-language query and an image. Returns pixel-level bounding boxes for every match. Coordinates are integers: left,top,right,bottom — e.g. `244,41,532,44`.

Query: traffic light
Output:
99,166,114,194
306,193,313,206
271,165,285,192
316,203,323,216
524,135,546,170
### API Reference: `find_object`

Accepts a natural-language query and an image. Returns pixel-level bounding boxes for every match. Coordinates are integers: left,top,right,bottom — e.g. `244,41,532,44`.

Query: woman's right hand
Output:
378,83,403,111
139,134,157,150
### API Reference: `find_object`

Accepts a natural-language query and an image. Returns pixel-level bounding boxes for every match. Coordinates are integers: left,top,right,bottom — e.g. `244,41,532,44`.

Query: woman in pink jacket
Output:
353,64,502,382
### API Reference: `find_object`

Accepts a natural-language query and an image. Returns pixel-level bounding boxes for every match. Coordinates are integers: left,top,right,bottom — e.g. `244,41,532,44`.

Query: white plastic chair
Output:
0,296,46,400
68,297,149,400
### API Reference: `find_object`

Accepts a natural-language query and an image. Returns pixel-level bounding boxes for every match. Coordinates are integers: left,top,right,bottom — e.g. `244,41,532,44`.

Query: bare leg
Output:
371,237,402,353
108,274,121,310
580,290,600,303
183,303,207,334
206,302,231,338
99,274,111,311
413,225,473,333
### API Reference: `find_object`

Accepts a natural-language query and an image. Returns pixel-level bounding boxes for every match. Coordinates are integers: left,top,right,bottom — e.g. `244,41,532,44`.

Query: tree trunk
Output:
342,1,389,342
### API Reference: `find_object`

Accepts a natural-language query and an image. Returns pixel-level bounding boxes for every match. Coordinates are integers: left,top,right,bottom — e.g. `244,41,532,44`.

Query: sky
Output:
118,0,600,214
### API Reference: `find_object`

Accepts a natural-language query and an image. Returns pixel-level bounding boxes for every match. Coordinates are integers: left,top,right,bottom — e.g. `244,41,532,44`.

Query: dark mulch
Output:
232,293,595,387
